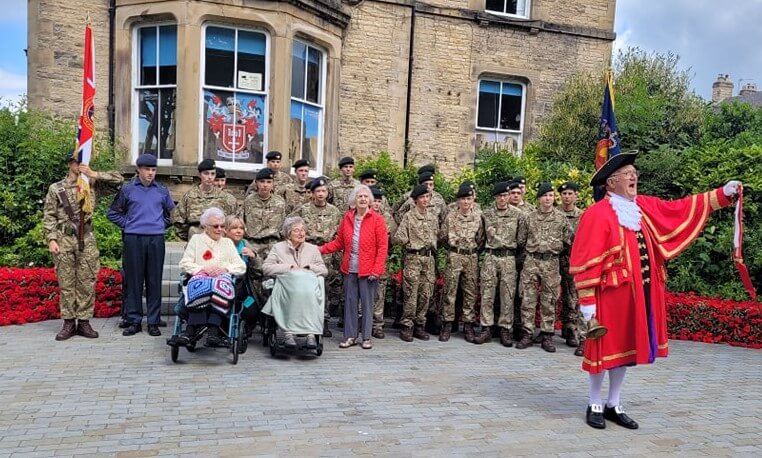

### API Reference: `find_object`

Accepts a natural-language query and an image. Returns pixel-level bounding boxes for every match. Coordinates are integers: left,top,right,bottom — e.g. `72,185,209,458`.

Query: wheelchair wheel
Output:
232,339,239,365
269,332,277,356
238,324,248,354
171,345,179,363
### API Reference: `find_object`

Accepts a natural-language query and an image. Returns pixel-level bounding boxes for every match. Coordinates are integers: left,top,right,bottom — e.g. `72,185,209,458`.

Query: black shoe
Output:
118,319,131,329
167,334,190,347
323,320,332,337
148,325,161,336
122,323,142,336
158,319,168,328
586,404,606,429
603,405,639,429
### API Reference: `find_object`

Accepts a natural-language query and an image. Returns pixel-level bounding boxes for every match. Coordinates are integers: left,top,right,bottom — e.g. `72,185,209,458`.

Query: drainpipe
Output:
402,2,416,167
107,0,116,146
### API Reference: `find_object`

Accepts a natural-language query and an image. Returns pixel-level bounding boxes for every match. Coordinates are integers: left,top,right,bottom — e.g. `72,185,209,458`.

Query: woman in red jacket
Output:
320,184,388,349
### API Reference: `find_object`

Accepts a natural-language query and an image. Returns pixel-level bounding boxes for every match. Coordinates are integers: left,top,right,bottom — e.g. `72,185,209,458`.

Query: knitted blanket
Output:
186,273,236,314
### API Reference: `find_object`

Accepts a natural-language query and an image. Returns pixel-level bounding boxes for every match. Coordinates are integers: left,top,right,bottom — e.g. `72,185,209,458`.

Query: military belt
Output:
446,246,477,255
529,251,559,261
406,248,434,257
485,248,516,257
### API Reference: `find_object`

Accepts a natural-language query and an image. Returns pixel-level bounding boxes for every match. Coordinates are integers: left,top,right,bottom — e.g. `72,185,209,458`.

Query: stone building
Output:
27,0,616,185
711,74,761,108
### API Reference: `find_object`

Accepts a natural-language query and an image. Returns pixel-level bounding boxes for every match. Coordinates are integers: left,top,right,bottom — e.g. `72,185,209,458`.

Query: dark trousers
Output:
343,273,377,340
124,234,165,326
187,308,223,327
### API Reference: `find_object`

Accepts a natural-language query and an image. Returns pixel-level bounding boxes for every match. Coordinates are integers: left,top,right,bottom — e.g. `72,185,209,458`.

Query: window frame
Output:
484,0,531,19
131,22,178,166
198,23,271,171
475,78,527,153
289,38,327,175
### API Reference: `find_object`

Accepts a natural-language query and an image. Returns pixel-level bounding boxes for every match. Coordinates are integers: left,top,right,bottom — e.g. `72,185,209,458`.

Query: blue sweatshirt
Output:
107,177,176,235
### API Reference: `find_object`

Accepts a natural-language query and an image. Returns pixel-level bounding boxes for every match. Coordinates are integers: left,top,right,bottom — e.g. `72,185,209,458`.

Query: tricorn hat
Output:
590,151,639,186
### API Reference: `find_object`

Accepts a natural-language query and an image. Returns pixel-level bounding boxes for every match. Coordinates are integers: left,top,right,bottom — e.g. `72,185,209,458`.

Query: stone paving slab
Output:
0,318,760,457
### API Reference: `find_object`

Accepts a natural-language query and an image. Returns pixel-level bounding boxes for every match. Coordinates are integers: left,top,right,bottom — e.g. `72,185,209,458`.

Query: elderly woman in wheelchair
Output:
262,216,327,350
171,207,246,347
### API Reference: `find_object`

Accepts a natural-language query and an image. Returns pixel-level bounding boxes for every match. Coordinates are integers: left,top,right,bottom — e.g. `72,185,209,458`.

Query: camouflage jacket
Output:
284,182,310,214
439,208,485,251
482,204,527,250
43,171,124,242
328,177,361,212
394,190,447,226
273,170,293,198
560,206,583,234
394,207,438,251
290,202,342,244
513,201,533,214
519,207,572,255
242,193,287,240
172,185,239,241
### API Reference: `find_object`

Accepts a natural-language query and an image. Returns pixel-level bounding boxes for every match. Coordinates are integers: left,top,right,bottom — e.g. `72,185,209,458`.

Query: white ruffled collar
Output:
608,193,642,232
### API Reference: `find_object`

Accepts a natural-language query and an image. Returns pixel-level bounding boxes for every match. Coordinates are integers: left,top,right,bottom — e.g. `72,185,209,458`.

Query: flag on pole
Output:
733,188,757,300
593,70,620,201
75,20,96,214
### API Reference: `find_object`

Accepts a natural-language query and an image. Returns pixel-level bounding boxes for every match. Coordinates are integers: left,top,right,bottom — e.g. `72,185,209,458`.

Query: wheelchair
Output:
166,274,259,365
260,276,324,357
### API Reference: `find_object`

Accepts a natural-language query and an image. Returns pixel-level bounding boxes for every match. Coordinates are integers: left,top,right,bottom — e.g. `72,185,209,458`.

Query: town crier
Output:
570,151,742,430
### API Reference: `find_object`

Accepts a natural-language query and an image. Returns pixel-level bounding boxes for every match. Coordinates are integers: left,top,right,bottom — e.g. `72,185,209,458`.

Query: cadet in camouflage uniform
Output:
284,159,312,213
43,151,124,341
558,181,585,356
394,171,447,226
360,169,390,213
516,182,572,352
393,184,439,342
447,180,482,215
439,182,485,342
510,176,532,214
391,164,434,217
244,151,293,197
370,186,396,339
243,168,287,260
214,167,227,190
290,176,343,336
473,182,527,346
172,159,238,241
329,156,361,212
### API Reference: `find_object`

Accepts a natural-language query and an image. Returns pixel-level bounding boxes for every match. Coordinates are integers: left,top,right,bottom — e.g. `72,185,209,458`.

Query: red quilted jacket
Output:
319,208,388,277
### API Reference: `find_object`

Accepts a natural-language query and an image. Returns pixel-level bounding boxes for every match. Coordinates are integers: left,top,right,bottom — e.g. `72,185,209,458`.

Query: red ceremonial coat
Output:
570,188,731,374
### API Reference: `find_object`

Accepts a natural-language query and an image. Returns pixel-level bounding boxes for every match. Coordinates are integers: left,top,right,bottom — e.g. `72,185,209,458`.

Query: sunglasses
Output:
210,224,225,229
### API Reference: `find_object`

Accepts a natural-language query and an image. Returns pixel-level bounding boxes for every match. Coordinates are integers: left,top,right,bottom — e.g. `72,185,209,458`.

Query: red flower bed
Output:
0,267,122,326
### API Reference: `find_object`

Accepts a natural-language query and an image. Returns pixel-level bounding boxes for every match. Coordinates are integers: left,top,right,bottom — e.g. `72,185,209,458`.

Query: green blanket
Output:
261,271,325,334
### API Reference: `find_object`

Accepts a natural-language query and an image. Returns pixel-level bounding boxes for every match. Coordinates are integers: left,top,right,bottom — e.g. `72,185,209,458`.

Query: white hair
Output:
200,207,225,227
347,184,373,209
281,216,306,239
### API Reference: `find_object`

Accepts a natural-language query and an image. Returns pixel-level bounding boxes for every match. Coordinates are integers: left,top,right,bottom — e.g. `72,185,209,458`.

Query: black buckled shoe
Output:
603,405,639,429
585,404,606,429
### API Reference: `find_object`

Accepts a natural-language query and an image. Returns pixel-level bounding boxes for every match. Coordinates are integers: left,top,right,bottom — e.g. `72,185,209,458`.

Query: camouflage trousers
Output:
442,252,478,323
519,255,561,334
373,277,388,331
400,254,435,328
560,255,585,338
324,253,344,319
479,253,518,328
53,234,100,320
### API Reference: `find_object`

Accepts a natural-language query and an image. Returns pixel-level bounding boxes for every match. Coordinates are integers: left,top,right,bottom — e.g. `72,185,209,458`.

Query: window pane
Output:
137,89,158,155
477,81,500,129
500,92,522,130
237,30,266,91
139,27,157,86
205,27,235,87
306,47,322,104
202,89,265,164
291,41,306,99
486,0,505,13
302,104,321,164
289,101,304,162
507,0,519,15
158,25,177,85
158,89,176,159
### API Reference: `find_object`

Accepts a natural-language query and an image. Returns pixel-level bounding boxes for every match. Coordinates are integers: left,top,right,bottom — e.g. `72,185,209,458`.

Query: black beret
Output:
492,182,509,196
418,172,435,183
456,183,475,198
309,176,329,191
411,184,430,199
370,186,383,200
292,159,310,170
265,151,282,161
338,156,354,167
537,182,554,198
215,167,226,178
513,175,526,185
65,149,79,163
507,181,521,191
417,164,436,175
359,169,377,181
198,159,216,172
136,153,157,167
557,181,579,193
256,168,275,181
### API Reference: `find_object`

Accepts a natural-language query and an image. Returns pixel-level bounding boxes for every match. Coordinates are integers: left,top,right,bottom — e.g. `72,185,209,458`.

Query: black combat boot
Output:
438,322,452,342
463,322,475,343
472,326,492,344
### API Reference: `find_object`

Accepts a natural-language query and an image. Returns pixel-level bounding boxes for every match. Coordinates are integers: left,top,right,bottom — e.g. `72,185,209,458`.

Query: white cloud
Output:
0,0,26,23
0,68,26,107
613,28,632,57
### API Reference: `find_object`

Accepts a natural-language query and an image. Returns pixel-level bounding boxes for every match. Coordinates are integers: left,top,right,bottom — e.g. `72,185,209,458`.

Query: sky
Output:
0,0,760,104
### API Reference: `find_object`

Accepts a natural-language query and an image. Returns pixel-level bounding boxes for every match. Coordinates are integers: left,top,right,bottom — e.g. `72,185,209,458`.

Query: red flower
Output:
202,250,213,261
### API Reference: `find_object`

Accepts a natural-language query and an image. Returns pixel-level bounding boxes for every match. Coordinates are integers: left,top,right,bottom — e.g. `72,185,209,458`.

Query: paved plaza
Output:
0,318,760,457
